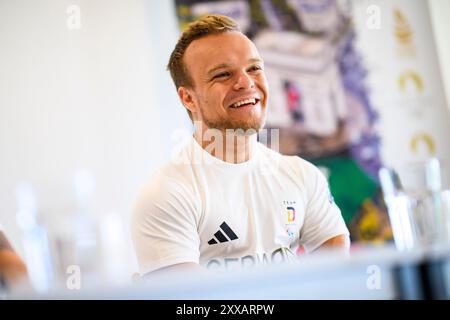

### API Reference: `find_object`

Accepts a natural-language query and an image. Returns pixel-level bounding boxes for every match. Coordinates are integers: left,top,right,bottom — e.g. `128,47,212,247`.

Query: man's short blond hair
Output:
167,14,241,120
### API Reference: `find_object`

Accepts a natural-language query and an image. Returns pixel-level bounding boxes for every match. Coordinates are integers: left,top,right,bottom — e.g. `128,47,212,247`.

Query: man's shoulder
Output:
133,161,197,215
256,142,319,175
150,138,197,182
143,159,196,194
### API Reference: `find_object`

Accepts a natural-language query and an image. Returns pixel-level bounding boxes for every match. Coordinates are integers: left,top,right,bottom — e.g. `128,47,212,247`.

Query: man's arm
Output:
0,231,13,251
132,172,202,276
298,160,351,253
139,262,206,282
315,234,350,253
0,231,29,288
147,262,203,275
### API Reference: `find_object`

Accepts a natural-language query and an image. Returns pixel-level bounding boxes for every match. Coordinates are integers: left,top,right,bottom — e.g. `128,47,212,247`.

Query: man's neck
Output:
193,125,257,164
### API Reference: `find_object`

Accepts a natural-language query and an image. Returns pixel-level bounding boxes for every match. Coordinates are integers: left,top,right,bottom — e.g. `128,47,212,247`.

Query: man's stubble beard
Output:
199,106,267,133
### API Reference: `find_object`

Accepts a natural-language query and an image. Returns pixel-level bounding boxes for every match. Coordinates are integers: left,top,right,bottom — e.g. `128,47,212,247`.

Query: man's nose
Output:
233,71,254,90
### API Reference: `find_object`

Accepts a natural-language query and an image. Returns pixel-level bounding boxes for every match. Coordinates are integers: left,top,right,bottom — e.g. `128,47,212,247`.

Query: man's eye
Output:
213,72,230,79
249,65,263,72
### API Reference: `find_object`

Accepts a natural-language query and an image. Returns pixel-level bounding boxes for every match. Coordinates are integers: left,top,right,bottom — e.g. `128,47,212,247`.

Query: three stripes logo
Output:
207,222,239,245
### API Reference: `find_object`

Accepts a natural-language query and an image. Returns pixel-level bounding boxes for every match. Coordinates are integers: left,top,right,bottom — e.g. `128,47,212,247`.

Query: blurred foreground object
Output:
15,182,54,293
380,158,450,251
12,172,131,295
8,244,450,300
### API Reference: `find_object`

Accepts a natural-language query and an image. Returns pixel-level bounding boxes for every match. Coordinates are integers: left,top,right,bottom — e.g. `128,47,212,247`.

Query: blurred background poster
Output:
173,0,450,245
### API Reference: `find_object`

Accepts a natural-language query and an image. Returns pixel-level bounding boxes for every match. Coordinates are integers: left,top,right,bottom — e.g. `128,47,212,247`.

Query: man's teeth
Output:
231,98,256,108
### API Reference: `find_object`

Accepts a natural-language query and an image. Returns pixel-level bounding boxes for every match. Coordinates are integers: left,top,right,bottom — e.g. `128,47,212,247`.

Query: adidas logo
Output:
208,222,238,245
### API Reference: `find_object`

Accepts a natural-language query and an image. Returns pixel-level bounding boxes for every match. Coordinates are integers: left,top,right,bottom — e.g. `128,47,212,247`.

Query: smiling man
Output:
131,14,350,276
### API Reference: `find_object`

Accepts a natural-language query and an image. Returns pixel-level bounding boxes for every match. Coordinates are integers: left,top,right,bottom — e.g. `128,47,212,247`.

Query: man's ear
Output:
178,87,197,115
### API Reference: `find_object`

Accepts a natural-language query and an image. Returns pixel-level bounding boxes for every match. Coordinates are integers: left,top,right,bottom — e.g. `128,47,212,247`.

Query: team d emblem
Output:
286,206,296,223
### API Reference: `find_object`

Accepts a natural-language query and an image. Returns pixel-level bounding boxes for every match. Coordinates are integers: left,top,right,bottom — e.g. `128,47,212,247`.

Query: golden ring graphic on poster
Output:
410,133,436,155
399,71,424,94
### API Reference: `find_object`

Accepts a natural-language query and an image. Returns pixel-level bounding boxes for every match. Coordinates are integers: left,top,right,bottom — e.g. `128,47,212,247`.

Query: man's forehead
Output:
189,31,250,48
184,32,261,71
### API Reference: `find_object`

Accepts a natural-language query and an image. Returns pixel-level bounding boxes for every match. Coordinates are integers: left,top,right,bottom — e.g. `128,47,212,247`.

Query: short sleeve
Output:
131,171,201,275
299,162,349,253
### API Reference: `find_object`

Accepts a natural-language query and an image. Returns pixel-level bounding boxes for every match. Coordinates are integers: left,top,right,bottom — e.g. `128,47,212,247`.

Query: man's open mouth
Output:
229,98,260,109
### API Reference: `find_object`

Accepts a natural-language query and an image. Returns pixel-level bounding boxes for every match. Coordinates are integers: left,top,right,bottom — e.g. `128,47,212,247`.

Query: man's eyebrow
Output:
206,58,263,76
249,58,263,64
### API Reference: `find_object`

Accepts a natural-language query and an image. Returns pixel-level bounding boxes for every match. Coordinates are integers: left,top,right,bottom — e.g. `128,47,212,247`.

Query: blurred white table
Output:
7,244,450,300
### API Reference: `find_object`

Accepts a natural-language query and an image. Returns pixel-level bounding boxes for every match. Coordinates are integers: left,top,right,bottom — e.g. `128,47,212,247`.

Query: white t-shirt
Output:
131,137,349,274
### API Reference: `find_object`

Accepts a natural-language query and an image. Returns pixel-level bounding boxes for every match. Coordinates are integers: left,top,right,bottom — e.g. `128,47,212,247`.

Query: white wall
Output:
0,0,189,275
429,0,450,110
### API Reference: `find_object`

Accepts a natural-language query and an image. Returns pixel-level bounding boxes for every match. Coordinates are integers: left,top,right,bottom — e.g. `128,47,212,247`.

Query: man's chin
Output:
202,117,266,134
222,123,263,134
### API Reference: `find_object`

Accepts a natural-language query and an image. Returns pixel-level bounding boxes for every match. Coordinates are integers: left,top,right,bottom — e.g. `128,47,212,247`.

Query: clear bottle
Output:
15,182,54,293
